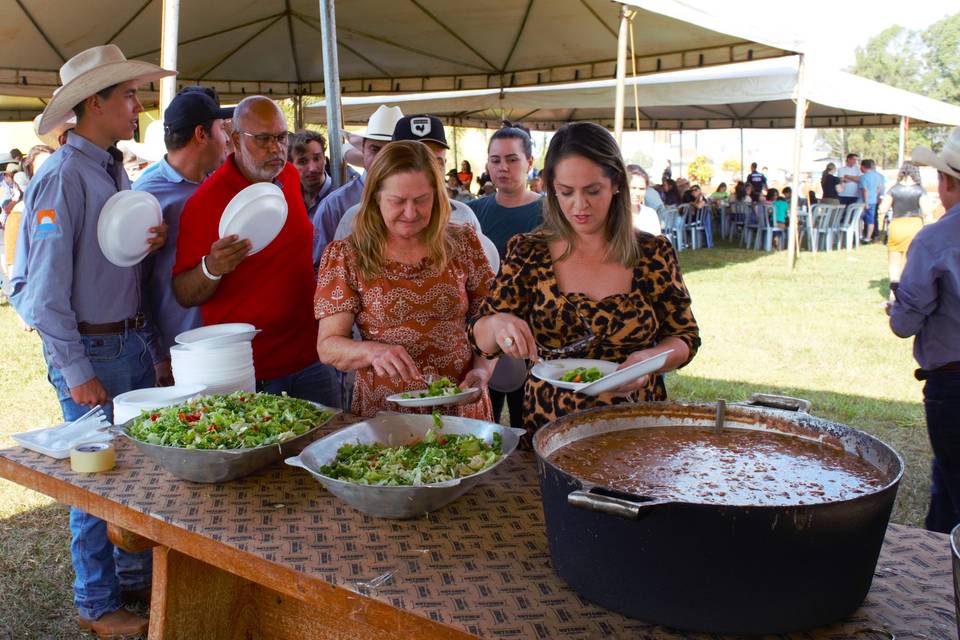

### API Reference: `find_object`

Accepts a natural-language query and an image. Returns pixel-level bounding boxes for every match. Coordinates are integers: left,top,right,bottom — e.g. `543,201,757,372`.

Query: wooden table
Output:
0,415,956,639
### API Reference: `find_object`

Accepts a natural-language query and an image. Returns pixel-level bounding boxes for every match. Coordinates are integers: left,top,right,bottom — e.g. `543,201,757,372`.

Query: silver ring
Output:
502,336,514,348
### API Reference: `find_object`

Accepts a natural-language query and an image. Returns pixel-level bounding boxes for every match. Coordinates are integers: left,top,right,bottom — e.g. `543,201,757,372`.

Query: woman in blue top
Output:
767,188,789,250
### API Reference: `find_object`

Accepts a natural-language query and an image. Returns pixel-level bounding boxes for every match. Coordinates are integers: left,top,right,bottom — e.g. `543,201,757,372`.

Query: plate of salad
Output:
531,359,618,392
386,376,480,408
531,352,671,396
286,412,526,518
117,391,339,483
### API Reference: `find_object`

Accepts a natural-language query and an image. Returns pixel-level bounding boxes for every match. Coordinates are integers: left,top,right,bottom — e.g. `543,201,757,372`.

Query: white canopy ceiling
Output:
305,56,960,130
0,0,801,119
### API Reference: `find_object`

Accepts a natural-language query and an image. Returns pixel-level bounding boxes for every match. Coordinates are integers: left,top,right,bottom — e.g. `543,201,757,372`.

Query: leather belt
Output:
77,313,145,335
915,362,960,381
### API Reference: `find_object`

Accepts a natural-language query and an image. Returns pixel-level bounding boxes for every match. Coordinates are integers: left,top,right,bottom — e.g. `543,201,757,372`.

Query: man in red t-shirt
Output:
172,96,339,407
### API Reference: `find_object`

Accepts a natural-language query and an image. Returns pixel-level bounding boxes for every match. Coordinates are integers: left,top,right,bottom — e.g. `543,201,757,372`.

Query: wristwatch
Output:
201,255,222,281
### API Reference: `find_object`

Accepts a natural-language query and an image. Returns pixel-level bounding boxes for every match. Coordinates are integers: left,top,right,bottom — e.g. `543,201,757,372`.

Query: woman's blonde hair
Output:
539,122,641,267
349,140,452,279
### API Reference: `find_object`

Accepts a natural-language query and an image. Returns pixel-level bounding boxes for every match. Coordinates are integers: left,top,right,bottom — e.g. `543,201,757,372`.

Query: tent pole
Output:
319,0,344,188
613,4,630,145
739,128,744,181
787,54,807,272
159,0,180,115
897,116,906,168
293,94,304,131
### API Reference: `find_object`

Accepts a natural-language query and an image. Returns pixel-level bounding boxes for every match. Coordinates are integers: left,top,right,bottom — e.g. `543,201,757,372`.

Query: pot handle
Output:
567,489,668,520
748,393,811,414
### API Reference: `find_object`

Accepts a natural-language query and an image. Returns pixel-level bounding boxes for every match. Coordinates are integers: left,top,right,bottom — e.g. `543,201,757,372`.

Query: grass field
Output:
0,240,930,639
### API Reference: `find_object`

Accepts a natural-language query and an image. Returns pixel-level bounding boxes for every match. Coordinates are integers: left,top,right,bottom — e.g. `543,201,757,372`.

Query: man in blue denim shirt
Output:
889,127,960,534
135,87,233,376
10,45,174,638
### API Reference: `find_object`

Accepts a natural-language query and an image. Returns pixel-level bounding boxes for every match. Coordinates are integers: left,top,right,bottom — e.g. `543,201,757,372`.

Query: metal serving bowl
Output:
285,413,525,519
113,405,339,483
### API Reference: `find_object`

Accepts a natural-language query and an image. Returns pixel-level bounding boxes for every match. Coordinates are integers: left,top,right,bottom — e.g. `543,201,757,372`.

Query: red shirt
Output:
173,156,318,379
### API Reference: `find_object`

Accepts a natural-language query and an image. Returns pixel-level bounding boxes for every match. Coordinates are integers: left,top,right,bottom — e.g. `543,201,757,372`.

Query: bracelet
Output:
201,255,222,281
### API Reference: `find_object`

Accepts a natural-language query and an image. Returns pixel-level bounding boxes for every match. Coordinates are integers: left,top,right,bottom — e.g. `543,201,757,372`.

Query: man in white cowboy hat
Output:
889,126,960,535
332,113,494,269
172,96,340,409
135,86,234,382
9,44,174,638
311,104,403,268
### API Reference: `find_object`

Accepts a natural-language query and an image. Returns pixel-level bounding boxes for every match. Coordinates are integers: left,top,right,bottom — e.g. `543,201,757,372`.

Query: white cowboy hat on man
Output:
355,105,404,141
37,44,175,136
912,127,960,181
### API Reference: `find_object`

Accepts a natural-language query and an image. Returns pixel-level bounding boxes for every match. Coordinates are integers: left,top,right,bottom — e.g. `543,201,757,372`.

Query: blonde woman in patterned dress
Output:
470,122,700,439
314,140,496,419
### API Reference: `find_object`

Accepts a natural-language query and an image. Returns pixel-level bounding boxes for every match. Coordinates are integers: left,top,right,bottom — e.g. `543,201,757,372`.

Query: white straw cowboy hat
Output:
118,120,166,162
912,127,960,181
33,113,76,149
37,44,176,136
356,105,404,141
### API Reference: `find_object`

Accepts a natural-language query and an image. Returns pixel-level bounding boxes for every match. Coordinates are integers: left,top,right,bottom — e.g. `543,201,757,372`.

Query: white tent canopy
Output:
0,0,801,119
305,56,960,130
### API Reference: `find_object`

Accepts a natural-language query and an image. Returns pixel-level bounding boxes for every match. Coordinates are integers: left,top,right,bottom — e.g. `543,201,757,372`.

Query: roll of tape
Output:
70,442,116,473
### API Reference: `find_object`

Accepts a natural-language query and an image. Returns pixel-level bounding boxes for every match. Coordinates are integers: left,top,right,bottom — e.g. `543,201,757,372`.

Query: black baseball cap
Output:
164,86,234,133
392,114,448,149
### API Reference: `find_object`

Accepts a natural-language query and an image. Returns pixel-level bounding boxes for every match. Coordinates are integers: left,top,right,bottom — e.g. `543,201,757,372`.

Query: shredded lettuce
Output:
560,366,603,383
400,377,462,399
320,412,502,485
127,391,334,450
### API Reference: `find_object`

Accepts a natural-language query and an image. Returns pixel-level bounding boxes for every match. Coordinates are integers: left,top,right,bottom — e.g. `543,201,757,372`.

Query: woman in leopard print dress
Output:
470,122,700,440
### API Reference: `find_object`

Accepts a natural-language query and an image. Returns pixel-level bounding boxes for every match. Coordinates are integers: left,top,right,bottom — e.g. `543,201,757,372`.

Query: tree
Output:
721,158,741,178
815,14,960,168
687,155,714,185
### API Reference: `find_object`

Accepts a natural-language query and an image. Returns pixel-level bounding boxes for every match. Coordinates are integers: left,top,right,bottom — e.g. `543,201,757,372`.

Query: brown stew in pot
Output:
548,427,890,506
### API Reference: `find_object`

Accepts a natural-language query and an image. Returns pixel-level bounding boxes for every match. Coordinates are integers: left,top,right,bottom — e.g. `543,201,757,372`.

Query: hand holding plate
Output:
147,222,168,253
206,235,252,277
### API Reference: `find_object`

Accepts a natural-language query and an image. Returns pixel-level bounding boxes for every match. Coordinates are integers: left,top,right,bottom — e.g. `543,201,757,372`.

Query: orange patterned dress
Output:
315,225,495,419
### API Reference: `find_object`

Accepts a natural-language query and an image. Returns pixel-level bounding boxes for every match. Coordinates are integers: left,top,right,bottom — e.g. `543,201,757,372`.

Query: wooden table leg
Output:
147,547,410,640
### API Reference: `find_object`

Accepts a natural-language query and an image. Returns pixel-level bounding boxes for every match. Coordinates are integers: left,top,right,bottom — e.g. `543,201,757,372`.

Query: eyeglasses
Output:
236,130,290,148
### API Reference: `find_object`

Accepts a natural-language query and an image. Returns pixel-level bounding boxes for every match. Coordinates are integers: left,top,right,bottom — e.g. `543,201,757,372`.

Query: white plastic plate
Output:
97,190,162,267
386,387,481,408
218,183,287,255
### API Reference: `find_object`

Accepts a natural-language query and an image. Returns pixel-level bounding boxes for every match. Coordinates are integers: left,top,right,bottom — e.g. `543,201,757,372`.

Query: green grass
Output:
0,241,932,638
668,240,928,526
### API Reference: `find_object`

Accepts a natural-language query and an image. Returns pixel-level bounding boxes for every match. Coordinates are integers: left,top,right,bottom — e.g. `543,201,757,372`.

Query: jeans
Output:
44,329,155,620
923,371,960,533
257,360,342,408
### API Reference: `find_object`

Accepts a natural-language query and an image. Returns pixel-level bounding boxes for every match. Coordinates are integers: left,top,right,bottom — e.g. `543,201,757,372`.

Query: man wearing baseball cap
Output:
135,86,233,384
332,114,495,270
10,44,175,637
311,104,403,267
889,127,960,534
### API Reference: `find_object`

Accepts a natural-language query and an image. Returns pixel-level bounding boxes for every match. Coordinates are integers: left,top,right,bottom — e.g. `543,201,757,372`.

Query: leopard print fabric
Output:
471,231,700,442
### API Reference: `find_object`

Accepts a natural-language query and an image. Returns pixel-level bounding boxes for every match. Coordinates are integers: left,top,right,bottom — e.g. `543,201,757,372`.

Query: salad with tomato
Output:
319,411,502,485
126,391,334,449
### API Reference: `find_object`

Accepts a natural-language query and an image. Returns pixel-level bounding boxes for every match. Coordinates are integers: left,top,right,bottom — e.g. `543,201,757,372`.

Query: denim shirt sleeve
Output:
890,240,937,338
18,171,96,387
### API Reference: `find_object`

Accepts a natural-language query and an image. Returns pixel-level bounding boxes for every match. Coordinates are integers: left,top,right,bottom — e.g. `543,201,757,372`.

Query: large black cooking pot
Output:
533,397,903,635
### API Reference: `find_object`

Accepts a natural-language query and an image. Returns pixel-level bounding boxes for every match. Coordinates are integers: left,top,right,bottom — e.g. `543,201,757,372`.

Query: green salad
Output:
559,366,604,383
400,376,463,399
127,391,334,449
320,412,502,485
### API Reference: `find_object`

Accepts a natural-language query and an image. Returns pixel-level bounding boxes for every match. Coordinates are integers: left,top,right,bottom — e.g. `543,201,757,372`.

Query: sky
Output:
618,0,956,180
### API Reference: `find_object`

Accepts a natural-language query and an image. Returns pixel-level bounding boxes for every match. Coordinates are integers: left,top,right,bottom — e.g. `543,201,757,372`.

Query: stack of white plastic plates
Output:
171,324,259,395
